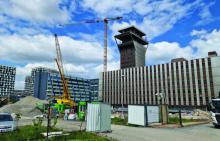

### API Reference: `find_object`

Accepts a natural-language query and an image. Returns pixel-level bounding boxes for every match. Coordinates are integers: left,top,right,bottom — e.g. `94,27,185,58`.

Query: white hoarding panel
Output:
86,103,111,132
128,105,146,126
100,103,111,132
86,103,100,132
146,106,159,123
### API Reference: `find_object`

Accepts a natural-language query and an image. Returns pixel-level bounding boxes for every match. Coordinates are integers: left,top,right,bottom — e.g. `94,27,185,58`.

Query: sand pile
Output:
0,96,47,117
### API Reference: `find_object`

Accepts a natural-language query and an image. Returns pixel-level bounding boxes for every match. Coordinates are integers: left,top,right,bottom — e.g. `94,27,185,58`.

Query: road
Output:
18,118,219,141
107,124,220,141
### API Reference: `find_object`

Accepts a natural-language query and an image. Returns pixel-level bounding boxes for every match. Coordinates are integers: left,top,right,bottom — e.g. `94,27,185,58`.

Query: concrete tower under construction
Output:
115,26,148,69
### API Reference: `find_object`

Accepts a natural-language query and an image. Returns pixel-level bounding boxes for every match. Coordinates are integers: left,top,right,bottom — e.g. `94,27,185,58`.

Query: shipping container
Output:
128,105,159,126
86,103,111,132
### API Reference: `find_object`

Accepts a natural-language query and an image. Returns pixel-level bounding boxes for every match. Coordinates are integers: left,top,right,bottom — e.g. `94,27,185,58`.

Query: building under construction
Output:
0,65,16,98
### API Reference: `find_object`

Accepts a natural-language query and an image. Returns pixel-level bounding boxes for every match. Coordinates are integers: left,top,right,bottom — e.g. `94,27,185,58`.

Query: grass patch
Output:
53,131,115,141
111,117,140,127
111,117,128,125
168,116,207,124
0,125,115,141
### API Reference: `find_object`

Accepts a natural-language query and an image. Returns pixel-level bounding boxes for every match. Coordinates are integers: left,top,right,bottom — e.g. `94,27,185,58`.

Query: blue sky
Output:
0,0,220,89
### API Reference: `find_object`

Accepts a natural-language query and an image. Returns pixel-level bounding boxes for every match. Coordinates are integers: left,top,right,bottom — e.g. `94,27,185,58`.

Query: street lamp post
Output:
155,92,168,124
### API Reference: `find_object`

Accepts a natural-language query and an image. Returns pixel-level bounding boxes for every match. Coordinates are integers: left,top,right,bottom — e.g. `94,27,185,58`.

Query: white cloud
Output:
196,1,215,26
0,0,71,25
80,0,133,16
15,63,52,89
147,29,220,65
0,34,115,64
0,33,117,89
15,60,119,89
146,42,193,65
109,0,203,39
190,29,207,37
190,29,220,57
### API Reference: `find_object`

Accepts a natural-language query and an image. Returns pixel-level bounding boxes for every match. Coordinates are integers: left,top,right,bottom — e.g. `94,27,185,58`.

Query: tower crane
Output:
53,34,75,112
60,16,123,72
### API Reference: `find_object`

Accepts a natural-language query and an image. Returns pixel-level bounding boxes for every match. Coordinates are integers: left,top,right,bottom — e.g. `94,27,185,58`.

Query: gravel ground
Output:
106,124,220,141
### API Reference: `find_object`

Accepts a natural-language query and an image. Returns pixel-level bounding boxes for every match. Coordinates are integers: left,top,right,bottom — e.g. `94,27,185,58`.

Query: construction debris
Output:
169,109,210,120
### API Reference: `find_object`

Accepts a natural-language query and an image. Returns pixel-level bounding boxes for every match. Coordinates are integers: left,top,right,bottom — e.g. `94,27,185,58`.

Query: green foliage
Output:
32,117,43,127
0,125,115,141
15,113,21,121
0,125,46,141
111,117,128,125
168,116,206,124
52,117,58,127
48,131,116,141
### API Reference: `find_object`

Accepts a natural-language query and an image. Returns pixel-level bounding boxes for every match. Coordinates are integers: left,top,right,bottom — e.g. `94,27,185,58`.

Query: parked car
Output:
0,113,17,132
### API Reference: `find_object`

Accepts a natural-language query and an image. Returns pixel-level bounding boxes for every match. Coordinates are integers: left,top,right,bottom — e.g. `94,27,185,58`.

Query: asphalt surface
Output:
17,119,219,141
107,124,220,141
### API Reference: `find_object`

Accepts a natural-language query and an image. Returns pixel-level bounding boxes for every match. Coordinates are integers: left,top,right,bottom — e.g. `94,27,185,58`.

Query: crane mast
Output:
59,16,123,72
54,34,70,100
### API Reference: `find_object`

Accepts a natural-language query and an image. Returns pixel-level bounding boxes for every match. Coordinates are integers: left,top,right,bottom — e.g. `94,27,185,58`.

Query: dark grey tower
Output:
115,26,148,69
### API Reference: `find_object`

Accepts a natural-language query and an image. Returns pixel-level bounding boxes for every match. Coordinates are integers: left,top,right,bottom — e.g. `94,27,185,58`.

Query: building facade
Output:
89,79,99,101
0,65,16,97
115,26,148,69
13,90,25,96
99,54,220,108
24,76,33,96
31,67,99,101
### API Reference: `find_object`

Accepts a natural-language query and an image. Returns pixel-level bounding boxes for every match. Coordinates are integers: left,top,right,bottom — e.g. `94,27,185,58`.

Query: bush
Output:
32,117,43,127
168,116,206,124
0,125,46,141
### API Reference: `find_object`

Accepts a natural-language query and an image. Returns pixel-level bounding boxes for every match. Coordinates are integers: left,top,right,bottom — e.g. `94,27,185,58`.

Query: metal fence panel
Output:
146,106,159,123
128,105,146,126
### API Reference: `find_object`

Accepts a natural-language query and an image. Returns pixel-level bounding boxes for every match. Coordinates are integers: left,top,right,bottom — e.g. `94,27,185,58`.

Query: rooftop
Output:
118,25,146,36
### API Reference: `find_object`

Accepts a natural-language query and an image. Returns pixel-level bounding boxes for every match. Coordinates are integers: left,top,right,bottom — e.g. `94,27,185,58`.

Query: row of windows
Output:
103,57,217,106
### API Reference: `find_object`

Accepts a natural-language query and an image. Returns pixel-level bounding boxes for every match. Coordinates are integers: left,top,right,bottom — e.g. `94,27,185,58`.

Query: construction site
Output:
0,21,220,141
0,1,220,140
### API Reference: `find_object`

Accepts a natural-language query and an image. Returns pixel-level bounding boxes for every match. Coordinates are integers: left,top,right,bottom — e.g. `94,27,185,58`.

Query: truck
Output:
208,99,220,128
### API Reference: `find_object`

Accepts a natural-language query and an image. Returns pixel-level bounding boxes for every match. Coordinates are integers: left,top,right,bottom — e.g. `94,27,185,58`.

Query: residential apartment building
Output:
31,67,99,102
99,53,220,108
24,75,33,96
0,65,16,97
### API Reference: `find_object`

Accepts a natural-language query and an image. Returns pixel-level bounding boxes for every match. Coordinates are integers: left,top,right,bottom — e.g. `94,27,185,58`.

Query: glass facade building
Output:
31,67,99,102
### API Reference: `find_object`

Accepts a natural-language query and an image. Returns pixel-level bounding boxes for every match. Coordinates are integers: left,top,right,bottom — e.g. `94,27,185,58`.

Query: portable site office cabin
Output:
86,103,111,132
128,105,159,126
